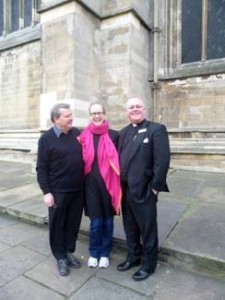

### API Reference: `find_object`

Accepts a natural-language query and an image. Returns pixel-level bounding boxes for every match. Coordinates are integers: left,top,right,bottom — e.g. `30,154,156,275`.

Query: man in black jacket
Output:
36,103,84,276
117,97,170,281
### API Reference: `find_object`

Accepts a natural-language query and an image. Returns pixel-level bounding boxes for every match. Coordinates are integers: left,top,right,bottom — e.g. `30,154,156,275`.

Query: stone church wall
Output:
0,0,225,172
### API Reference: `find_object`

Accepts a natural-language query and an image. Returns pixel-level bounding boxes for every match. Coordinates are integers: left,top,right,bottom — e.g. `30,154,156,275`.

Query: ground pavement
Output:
0,160,225,299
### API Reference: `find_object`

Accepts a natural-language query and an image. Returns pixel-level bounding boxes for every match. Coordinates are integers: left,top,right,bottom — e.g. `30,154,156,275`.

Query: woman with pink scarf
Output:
78,102,121,268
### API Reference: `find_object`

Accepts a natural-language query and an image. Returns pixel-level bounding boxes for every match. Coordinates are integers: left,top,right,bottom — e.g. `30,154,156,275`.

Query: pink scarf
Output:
77,121,122,215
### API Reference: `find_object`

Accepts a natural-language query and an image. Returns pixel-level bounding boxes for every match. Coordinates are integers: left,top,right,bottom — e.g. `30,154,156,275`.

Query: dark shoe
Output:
117,259,141,272
132,268,154,281
66,253,81,268
57,259,69,276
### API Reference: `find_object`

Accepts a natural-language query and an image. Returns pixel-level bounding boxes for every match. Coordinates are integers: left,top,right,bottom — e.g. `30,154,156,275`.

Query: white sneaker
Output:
98,257,109,268
87,256,98,268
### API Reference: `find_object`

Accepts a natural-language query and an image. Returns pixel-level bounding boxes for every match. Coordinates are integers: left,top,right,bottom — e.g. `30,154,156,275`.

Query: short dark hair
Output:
50,103,70,123
88,101,106,114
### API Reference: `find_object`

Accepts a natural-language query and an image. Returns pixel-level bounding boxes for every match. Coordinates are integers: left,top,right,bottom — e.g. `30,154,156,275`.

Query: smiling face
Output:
126,97,145,124
54,108,73,133
89,103,106,126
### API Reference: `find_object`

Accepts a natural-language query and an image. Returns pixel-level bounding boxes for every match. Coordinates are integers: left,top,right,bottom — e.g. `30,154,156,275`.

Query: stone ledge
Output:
170,139,225,154
159,247,225,282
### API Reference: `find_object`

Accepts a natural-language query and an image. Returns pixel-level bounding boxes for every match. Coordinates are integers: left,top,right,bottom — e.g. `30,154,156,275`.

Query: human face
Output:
89,104,106,126
54,108,73,133
126,97,145,124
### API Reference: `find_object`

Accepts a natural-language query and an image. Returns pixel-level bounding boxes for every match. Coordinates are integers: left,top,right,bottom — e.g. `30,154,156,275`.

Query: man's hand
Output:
43,193,55,207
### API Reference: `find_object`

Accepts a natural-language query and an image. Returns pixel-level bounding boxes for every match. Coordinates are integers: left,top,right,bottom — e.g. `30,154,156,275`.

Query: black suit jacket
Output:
108,129,119,148
118,120,170,203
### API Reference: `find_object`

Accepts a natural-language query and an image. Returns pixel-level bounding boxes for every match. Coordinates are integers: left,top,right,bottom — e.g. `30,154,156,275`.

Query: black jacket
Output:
118,120,170,202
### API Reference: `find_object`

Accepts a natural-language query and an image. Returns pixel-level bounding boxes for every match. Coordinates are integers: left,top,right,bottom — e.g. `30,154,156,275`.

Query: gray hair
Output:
88,101,106,114
50,103,70,123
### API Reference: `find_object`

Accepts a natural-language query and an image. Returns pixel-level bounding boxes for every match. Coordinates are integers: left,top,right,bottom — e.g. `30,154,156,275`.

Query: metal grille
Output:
182,0,202,63
207,0,225,59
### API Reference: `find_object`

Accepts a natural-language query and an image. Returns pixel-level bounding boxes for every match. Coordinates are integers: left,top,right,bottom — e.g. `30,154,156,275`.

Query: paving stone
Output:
0,276,64,300
19,226,50,256
0,161,31,174
1,160,225,294
163,203,225,260
153,264,225,300
0,241,10,253
1,213,225,300
69,276,149,300
6,195,47,224
161,203,225,279
95,252,157,298
25,256,97,297
81,200,186,248
0,214,18,227
0,245,46,287
97,251,225,300
0,174,34,191
189,182,225,204
0,221,47,248
166,170,204,199
0,183,42,208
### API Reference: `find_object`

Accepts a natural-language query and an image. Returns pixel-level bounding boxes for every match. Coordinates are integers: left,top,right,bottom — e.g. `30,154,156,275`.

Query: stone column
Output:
40,1,100,129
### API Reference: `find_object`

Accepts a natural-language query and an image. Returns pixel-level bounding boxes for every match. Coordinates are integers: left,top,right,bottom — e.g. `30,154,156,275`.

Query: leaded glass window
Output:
0,0,39,37
24,0,33,28
11,0,20,32
182,0,225,63
182,0,202,63
207,0,225,59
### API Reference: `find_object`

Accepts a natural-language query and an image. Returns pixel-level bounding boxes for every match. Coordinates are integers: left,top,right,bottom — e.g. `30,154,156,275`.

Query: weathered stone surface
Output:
0,221,46,247
70,276,149,300
157,169,225,280
0,183,41,208
0,242,10,253
0,276,64,300
26,256,97,297
1,0,225,172
0,42,41,130
0,245,46,287
2,160,225,298
6,195,47,224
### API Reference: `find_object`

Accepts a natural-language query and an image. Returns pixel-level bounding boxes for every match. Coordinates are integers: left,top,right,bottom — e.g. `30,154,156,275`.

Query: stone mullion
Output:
32,0,40,26
3,0,10,35
175,0,181,67
201,0,208,61
19,0,24,29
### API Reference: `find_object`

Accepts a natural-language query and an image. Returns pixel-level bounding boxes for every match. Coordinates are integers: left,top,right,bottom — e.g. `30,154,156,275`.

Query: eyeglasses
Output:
90,112,104,116
127,105,143,110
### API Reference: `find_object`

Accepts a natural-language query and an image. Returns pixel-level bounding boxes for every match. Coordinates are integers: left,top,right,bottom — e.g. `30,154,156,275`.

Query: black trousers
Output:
48,191,84,260
121,183,158,271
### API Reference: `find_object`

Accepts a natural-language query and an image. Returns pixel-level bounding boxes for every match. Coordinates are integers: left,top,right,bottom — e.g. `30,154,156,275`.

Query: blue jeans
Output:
89,217,114,259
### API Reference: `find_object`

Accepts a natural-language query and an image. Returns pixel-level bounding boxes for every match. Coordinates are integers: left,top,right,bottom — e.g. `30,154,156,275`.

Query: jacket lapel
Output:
127,120,149,162
118,125,130,153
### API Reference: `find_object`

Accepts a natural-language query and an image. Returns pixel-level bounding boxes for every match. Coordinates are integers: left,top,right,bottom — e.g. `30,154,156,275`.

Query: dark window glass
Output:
207,0,225,59
11,0,19,32
0,0,3,36
24,0,32,27
182,0,202,63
